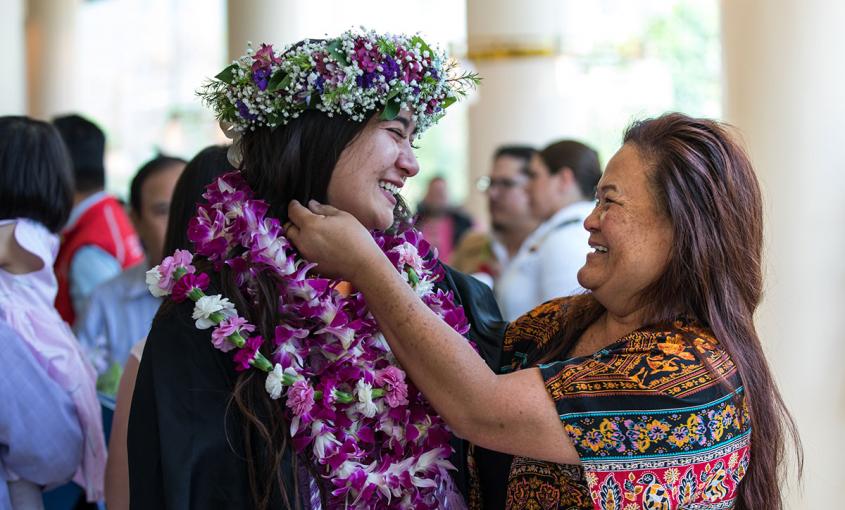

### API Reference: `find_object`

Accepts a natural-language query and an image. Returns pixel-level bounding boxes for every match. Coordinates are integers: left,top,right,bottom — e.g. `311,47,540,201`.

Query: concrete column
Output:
722,1,845,506
1,0,26,115
226,0,315,61
25,0,80,119
465,0,565,221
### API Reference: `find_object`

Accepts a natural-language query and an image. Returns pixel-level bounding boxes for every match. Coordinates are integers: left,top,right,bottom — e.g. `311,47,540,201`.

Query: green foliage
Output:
96,361,123,397
327,40,349,66
377,39,397,56
410,35,433,56
380,93,401,120
643,1,720,116
267,71,291,92
215,63,239,84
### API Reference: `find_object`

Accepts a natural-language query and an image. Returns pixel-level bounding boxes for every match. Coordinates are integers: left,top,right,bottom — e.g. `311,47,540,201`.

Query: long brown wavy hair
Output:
536,113,801,508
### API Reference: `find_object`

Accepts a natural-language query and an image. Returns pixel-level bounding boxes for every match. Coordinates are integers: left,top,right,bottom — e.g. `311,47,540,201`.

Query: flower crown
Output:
199,28,479,139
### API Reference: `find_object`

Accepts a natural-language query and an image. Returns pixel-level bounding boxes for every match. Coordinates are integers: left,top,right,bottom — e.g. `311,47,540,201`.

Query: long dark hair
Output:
622,113,802,509
535,113,801,508
222,111,376,509
0,116,74,233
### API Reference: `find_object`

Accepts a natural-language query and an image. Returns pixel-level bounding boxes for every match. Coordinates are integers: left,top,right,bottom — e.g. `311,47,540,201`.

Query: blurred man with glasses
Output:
495,139,601,321
451,146,540,290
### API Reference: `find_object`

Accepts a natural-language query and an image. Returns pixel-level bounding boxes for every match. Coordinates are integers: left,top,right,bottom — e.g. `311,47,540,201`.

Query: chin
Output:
371,212,394,231
576,268,594,290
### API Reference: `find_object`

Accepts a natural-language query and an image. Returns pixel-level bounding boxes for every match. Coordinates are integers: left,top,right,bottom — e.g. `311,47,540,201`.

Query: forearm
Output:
353,254,500,438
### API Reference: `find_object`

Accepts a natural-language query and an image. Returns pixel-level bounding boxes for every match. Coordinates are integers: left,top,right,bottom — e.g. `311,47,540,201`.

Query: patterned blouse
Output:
475,296,751,510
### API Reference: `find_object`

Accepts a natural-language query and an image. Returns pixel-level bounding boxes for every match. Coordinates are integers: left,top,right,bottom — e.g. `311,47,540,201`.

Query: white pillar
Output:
465,0,564,222
1,0,26,115
25,0,80,120
226,0,314,61
722,1,845,506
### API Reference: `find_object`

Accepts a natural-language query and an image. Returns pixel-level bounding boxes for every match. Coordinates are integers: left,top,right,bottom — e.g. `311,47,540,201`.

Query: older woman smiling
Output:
287,113,802,510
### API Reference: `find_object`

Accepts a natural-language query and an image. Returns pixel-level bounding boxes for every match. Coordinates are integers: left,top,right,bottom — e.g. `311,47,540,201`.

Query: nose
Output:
583,203,600,232
398,143,420,178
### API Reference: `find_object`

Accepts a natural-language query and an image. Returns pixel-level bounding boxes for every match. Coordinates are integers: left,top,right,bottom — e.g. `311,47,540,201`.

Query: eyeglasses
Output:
475,176,528,193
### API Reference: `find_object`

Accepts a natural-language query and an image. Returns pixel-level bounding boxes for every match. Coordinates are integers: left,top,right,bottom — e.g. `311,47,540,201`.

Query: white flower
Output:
311,420,341,460
355,380,378,418
264,363,285,400
192,294,236,329
414,277,434,297
145,266,169,297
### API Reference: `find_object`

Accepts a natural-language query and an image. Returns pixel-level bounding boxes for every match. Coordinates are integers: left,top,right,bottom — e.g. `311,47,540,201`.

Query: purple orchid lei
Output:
146,172,473,508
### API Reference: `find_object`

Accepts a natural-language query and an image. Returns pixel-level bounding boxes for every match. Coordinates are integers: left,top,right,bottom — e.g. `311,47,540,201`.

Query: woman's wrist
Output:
349,248,394,289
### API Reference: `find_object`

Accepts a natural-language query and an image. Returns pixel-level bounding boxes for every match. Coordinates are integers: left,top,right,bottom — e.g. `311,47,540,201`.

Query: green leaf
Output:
326,40,349,65
291,53,311,69
410,35,433,56
377,39,396,55
380,91,401,120
215,63,239,84
406,268,420,287
442,95,457,109
267,71,288,92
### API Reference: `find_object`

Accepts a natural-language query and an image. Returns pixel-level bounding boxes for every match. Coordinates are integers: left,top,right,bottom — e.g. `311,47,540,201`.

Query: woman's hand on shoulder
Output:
287,200,383,282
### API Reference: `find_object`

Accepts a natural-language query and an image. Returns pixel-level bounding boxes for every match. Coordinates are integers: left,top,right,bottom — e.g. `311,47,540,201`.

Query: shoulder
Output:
501,295,590,368
541,318,741,405
145,299,207,355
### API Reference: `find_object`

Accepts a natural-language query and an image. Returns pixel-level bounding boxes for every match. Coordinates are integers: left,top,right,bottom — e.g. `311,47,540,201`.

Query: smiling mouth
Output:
378,180,401,195
590,245,608,254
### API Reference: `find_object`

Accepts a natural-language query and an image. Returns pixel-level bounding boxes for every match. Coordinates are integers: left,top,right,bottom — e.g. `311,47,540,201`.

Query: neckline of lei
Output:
146,172,472,508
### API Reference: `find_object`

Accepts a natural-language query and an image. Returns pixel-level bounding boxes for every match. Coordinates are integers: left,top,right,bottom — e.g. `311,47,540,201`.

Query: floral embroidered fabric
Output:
487,296,751,510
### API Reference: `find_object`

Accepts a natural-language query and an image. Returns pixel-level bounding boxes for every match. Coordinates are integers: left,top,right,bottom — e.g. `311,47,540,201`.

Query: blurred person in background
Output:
0,116,105,506
75,154,185,394
105,145,231,510
495,139,601,321
416,176,473,261
52,114,145,326
452,146,540,290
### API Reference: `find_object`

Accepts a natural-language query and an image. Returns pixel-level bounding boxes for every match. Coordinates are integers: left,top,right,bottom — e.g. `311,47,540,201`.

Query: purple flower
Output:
287,379,315,417
233,335,263,371
157,249,195,290
382,55,400,82
252,67,271,90
202,173,250,205
356,72,376,89
376,366,409,408
251,43,280,71
354,39,381,73
331,463,368,498
188,207,229,260
171,272,210,303
212,316,255,353
236,100,257,121
314,76,325,93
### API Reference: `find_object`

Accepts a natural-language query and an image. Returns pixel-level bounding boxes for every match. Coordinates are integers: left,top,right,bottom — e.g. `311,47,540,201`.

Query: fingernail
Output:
308,199,319,207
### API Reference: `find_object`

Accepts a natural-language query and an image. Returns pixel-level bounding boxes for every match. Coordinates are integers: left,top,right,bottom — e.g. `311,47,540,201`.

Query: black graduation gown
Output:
128,264,510,509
